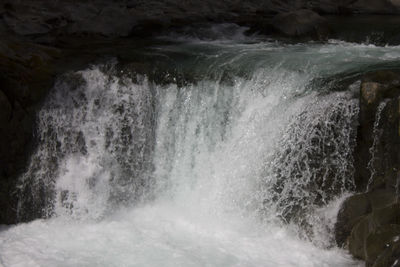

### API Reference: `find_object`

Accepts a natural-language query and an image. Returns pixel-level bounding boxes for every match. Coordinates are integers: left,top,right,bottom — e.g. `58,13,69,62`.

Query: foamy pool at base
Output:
0,201,361,267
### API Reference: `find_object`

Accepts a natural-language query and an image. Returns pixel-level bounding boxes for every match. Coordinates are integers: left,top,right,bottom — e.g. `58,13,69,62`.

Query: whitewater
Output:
2,26,400,266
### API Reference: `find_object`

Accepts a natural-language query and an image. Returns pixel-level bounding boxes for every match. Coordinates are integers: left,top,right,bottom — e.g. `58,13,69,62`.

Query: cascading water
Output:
366,100,389,191
17,65,156,221
2,26,400,266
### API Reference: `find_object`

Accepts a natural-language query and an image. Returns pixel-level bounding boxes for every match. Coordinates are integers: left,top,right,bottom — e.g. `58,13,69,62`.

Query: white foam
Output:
0,202,361,267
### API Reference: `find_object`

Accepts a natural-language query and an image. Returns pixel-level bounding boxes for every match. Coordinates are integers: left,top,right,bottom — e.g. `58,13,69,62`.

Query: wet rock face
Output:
373,238,400,267
348,204,400,265
354,70,400,191
335,70,400,266
335,189,398,247
0,40,61,224
335,193,372,247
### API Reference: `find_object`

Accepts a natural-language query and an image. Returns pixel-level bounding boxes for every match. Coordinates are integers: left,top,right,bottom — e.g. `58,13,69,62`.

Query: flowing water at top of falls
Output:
2,26,400,266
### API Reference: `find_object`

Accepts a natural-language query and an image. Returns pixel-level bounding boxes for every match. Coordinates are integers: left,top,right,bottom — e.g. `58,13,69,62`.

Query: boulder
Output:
370,203,400,227
353,70,400,190
348,203,400,263
271,9,330,39
339,69,400,266
349,214,370,259
367,189,397,210
373,238,400,267
335,193,372,247
335,189,398,247
365,225,400,265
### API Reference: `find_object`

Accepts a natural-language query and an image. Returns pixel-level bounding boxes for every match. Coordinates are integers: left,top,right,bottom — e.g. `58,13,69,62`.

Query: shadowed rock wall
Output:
335,70,400,267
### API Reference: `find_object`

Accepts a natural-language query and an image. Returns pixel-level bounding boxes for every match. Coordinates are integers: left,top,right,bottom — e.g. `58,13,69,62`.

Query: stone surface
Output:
271,9,330,39
0,90,11,126
367,189,397,210
348,204,400,262
335,193,372,247
373,238,400,267
335,69,400,266
349,214,370,259
365,225,400,265
353,70,400,190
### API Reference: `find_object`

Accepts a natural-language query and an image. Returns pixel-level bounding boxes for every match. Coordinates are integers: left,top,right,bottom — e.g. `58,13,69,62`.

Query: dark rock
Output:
67,6,137,37
0,39,61,224
365,225,400,265
341,69,400,266
350,0,400,14
335,193,372,247
129,19,169,37
370,203,400,227
349,214,370,259
373,238,400,267
271,9,330,39
2,13,52,36
367,189,397,210
325,15,400,45
335,189,398,248
349,203,400,262
0,90,11,126
311,0,400,14
353,70,400,190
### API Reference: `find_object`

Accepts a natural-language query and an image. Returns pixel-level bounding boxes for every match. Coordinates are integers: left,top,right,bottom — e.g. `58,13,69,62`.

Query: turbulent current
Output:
2,25,400,266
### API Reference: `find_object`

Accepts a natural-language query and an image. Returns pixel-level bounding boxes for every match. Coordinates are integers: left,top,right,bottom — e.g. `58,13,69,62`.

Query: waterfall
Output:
4,29,400,266
17,65,156,220
16,62,358,229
